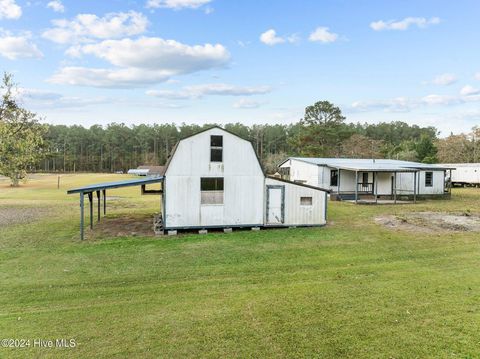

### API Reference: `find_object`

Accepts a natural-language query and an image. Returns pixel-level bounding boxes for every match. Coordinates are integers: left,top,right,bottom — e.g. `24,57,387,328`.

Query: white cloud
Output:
12,87,110,109
233,98,263,109
308,27,338,43
370,17,440,31
47,0,64,13
460,85,480,96
49,67,174,88
42,11,148,44
259,28,299,46
0,31,42,59
351,91,480,113
146,83,271,99
260,29,285,46
0,0,21,20
146,0,211,10
421,94,460,106
49,37,230,88
432,73,457,86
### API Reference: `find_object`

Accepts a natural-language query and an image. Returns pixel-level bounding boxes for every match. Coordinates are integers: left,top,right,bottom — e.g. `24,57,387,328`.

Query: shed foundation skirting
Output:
163,223,326,231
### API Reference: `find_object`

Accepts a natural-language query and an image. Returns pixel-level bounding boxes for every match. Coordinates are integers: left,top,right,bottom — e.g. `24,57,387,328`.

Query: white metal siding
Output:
164,128,264,228
265,178,326,226
280,159,320,186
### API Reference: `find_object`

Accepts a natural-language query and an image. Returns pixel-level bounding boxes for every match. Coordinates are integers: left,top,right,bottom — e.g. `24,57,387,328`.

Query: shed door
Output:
266,186,284,225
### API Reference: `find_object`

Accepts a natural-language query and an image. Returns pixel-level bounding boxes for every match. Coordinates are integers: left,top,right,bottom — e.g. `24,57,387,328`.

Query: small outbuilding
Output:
68,127,328,238
161,127,328,230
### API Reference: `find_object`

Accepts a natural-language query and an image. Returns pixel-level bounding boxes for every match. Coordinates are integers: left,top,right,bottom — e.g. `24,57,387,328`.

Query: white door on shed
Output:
267,186,284,224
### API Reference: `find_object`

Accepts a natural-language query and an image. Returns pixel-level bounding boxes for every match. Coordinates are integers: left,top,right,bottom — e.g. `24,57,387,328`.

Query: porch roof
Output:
285,157,455,172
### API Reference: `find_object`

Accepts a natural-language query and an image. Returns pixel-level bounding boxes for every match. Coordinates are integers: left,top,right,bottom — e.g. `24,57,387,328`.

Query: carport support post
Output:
393,172,397,204
80,192,84,241
354,171,358,204
374,171,378,203
103,189,106,215
88,192,93,229
413,171,417,204
96,190,100,222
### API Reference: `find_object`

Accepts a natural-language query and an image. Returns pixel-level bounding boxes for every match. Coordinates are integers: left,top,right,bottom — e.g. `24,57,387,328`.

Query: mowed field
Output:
1,173,480,358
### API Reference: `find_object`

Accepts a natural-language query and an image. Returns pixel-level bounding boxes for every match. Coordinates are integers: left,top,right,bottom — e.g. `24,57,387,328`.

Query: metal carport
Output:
67,177,164,240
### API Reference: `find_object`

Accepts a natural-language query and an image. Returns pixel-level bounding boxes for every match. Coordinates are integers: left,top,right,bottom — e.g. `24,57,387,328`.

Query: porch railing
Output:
357,182,374,193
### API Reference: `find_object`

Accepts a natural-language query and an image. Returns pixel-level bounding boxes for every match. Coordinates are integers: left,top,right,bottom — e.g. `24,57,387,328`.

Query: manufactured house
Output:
441,163,480,187
279,157,454,203
68,127,328,239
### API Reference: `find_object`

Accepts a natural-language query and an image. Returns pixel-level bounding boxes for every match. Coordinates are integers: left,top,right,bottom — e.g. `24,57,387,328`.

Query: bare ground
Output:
0,207,50,227
89,214,157,239
375,211,480,233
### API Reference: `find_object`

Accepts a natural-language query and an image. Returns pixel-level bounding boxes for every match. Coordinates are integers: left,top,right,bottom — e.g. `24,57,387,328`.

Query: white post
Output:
355,171,358,204
394,172,397,204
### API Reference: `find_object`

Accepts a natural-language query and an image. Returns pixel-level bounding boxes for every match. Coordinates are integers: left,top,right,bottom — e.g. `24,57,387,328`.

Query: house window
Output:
362,172,369,185
330,170,338,186
201,177,224,204
425,172,433,187
210,135,223,162
300,196,312,206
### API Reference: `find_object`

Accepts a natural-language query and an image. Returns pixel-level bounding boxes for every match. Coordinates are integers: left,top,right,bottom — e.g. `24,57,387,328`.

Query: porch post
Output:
80,192,84,241
374,171,378,203
449,169,452,193
413,171,417,204
355,170,358,204
393,172,397,204
337,168,341,195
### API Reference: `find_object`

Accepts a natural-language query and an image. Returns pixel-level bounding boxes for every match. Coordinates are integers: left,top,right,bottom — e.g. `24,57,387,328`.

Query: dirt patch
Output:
89,214,157,239
375,211,480,233
0,207,50,227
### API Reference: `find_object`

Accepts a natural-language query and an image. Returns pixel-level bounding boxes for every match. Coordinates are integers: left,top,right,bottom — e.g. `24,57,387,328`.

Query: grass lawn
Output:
1,173,480,358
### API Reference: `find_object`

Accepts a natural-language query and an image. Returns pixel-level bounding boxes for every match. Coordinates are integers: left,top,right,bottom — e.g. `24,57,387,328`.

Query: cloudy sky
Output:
1,0,479,136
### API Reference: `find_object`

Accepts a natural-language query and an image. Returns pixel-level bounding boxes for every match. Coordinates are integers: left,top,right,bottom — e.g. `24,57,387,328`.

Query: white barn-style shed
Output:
279,157,454,203
161,127,328,231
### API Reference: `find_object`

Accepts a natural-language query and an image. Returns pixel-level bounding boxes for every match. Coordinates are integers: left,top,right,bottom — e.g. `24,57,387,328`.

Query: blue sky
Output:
1,0,479,136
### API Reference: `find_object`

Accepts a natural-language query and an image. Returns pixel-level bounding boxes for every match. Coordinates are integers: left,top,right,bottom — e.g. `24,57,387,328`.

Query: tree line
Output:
39,102,440,175
2,70,478,186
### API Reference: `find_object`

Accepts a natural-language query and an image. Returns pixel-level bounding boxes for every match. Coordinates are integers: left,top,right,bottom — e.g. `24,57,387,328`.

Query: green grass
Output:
1,174,480,358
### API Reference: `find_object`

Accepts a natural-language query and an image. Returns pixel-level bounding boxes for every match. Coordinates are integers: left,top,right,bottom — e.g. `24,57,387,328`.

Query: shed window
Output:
210,135,223,162
300,196,313,206
330,170,338,186
201,177,224,204
425,172,433,187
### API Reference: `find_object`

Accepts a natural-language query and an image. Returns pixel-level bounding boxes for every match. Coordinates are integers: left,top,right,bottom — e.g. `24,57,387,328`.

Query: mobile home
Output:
279,157,454,203
442,163,480,187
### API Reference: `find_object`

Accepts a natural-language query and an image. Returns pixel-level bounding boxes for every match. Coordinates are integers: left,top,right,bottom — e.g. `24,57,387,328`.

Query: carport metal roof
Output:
67,176,164,240
67,176,163,194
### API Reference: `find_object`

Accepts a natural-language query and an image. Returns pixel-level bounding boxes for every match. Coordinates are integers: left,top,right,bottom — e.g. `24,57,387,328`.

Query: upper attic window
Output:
210,135,223,162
